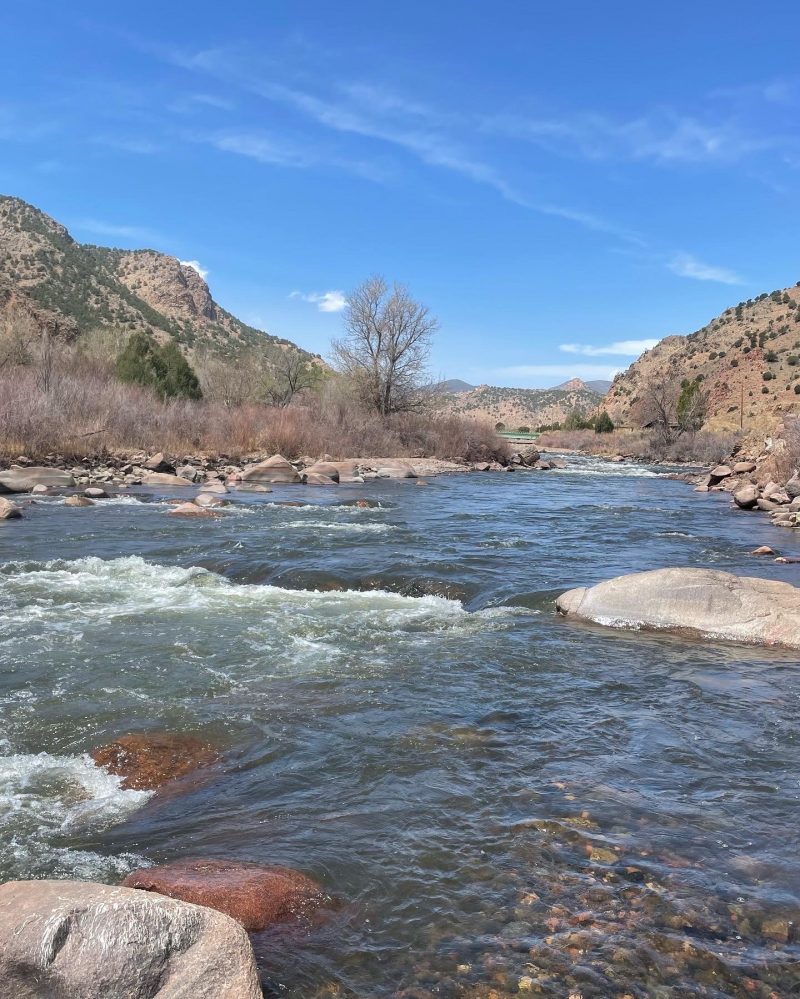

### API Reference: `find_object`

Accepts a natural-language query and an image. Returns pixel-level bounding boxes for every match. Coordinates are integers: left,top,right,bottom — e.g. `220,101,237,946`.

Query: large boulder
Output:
0,497,22,519
303,472,337,486
786,472,800,499
241,454,301,484
0,880,261,999
143,452,175,474
303,462,340,482
733,460,757,474
375,460,416,479
556,568,800,650
141,472,194,487
519,445,540,466
91,733,219,791
122,858,327,931
733,484,759,509
709,464,733,483
328,460,363,483
0,466,75,493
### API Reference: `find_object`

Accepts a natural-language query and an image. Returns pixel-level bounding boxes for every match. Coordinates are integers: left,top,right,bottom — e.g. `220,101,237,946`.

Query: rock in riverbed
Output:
0,497,22,519
123,858,328,931
64,495,94,508
556,568,800,650
0,879,261,999
0,466,75,493
91,732,219,791
241,453,301,484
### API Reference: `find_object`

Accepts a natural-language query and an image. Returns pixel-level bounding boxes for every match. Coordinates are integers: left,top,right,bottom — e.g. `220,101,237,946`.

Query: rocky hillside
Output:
436,379,603,429
0,195,312,362
604,283,800,432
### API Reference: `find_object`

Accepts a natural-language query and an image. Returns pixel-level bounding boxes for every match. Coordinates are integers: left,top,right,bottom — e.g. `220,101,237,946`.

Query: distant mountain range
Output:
434,377,605,429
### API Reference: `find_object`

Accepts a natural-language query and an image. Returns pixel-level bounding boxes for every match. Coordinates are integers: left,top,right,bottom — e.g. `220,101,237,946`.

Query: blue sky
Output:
2,1,799,387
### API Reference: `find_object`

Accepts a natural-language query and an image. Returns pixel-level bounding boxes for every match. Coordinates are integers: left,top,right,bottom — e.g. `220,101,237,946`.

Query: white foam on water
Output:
0,751,151,879
0,751,150,831
0,557,525,655
281,520,396,533
548,462,658,478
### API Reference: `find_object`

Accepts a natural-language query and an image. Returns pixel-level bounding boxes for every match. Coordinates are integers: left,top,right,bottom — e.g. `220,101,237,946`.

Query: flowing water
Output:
1,457,800,998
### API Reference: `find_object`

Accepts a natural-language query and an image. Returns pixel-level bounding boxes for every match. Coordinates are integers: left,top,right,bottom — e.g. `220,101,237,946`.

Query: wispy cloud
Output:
147,44,642,242
208,130,390,183
180,259,209,279
487,109,778,166
290,289,347,313
71,218,161,243
668,253,743,285
560,339,658,357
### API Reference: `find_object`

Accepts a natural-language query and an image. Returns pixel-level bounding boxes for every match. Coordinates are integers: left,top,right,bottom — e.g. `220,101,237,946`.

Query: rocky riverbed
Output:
1,454,800,997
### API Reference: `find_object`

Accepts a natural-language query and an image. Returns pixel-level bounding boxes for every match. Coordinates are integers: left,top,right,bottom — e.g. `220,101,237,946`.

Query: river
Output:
1,456,799,997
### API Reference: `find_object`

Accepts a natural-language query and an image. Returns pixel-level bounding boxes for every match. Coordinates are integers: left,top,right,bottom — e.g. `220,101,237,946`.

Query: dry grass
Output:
0,364,508,464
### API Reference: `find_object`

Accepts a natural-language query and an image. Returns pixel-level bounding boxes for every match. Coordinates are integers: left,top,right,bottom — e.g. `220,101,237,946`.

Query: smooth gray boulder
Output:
240,454,301,484
786,472,800,499
733,484,759,509
140,472,194,487
0,466,75,493
0,880,261,999
0,497,22,519
556,568,800,650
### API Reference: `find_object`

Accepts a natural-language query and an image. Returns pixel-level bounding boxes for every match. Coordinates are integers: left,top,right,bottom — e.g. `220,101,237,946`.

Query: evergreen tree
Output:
594,411,614,433
115,332,202,400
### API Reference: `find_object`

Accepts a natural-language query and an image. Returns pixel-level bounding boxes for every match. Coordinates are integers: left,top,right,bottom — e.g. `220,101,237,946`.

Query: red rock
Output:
122,859,327,931
91,733,219,791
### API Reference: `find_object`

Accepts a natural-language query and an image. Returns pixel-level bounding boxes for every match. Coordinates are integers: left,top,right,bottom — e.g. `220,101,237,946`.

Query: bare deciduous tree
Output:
263,349,321,407
332,276,438,415
0,305,38,371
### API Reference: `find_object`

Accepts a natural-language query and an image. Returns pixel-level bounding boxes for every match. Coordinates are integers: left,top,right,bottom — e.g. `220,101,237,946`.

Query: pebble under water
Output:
1,456,800,998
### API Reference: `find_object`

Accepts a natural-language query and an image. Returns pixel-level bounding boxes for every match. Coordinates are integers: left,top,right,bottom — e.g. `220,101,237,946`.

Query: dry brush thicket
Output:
0,342,507,464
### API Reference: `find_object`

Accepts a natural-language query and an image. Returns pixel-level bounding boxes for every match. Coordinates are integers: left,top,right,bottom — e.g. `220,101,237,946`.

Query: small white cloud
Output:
180,259,209,279
559,339,659,357
668,253,743,285
290,289,347,313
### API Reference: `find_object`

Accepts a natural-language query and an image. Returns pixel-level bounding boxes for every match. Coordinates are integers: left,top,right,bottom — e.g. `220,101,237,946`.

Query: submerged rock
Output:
122,858,328,931
167,501,217,518
64,495,94,508
556,568,800,650
0,879,261,999
91,732,219,791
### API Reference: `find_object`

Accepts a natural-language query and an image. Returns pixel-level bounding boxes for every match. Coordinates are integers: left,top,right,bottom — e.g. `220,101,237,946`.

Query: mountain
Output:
585,379,613,394
604,283,800,431
432,378,475,393
0,195,313,364
435,381,603,429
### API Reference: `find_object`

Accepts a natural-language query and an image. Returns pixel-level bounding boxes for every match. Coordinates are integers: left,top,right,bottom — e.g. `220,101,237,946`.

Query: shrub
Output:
594,411,614,433
765,350,778,362
115,332,202,401
763,371,775,381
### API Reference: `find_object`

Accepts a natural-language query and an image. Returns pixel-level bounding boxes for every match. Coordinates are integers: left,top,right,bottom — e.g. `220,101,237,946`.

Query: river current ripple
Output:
1,456,799,997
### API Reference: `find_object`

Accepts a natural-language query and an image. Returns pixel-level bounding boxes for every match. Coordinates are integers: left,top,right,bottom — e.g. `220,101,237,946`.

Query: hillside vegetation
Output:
0,195,317,395
436,379,604,430
604,283,800,432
